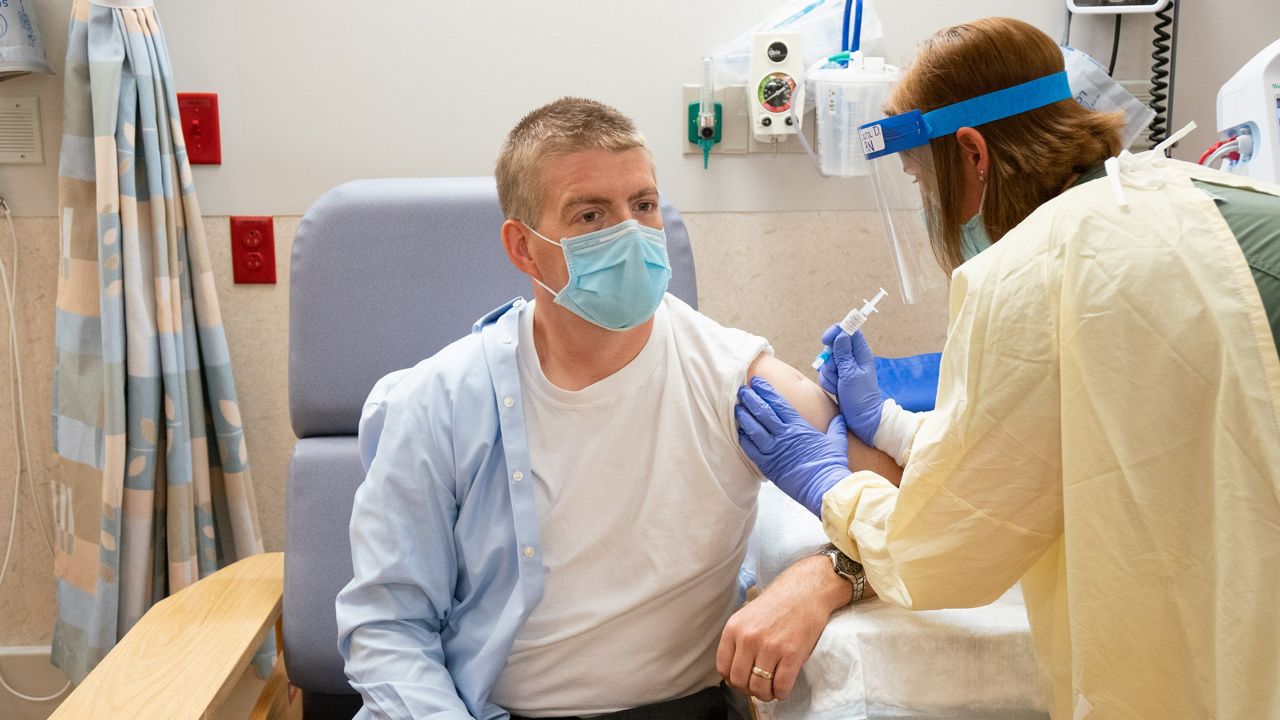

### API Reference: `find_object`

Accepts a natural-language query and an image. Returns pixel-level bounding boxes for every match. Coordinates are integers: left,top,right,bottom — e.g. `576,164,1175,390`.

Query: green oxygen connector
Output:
687,101,722,169
690,56,722,169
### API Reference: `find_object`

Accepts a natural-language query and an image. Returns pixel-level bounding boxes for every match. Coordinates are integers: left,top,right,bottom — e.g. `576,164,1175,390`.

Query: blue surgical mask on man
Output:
527,219,672,331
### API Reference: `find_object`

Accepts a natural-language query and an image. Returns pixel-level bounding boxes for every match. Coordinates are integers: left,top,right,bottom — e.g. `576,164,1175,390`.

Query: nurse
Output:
735,16,1280,720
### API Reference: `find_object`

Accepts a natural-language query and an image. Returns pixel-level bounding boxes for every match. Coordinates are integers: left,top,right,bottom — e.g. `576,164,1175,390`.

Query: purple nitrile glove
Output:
736,377,851,517
818,326,883,447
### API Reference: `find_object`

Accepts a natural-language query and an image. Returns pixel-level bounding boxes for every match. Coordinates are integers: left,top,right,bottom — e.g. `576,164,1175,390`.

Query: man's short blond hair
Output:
495,97,651,225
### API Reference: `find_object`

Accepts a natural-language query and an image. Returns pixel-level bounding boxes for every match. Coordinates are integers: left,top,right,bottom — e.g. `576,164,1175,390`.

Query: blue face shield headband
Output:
857,71,1073,303
858,71,1073,160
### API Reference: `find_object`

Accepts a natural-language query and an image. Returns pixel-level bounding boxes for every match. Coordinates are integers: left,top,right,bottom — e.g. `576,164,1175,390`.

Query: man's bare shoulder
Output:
744,353,904,483
745,353,837,430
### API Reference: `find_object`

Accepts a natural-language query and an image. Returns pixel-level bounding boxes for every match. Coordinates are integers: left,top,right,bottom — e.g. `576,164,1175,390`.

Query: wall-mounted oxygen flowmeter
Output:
1065,0,1168,13
748,33,805,148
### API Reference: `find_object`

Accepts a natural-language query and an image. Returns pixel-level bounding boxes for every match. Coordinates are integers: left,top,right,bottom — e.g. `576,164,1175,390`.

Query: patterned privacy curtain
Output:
52,0,268,682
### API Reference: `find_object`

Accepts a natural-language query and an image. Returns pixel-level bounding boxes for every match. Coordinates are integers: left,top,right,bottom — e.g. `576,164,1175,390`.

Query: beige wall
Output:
0,209,950,649
0,216,299,646
1,0,1273,686
1,217,62,647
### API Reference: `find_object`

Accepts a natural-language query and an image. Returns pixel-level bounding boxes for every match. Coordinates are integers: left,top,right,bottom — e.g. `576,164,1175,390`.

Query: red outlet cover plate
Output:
177,93,222,165
230,216,276,284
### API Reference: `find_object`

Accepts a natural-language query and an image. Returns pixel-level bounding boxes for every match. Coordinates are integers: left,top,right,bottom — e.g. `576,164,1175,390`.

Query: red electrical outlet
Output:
230,216,276,284
177,93,222,165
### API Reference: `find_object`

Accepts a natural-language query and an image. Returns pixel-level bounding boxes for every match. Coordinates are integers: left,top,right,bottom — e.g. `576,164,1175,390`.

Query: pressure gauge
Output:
759,73,797,113
748,32,805,141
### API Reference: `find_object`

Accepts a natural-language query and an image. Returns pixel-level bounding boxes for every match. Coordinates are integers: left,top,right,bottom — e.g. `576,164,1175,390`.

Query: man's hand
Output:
717,554,860,702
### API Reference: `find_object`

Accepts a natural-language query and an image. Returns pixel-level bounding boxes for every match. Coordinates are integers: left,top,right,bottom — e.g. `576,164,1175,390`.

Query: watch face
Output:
830,549,862,578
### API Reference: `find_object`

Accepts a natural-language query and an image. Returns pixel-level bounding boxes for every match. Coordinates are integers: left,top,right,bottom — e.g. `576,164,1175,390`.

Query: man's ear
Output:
501,219,537,276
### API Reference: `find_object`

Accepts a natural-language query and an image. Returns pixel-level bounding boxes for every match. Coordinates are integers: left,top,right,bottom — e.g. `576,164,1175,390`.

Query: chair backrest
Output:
284,177,697,710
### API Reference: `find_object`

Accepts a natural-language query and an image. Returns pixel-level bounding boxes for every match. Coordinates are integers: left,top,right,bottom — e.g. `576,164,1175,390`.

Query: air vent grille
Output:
0,97,43,165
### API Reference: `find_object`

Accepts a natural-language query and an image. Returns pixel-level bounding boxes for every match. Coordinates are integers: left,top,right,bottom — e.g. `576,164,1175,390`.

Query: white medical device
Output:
1216,38,1280,183
1065,0,1169,14
748,33,805,145
810,55,898,177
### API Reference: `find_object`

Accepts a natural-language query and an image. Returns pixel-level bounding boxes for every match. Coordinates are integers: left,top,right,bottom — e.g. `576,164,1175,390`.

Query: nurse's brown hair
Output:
886,17,1127,271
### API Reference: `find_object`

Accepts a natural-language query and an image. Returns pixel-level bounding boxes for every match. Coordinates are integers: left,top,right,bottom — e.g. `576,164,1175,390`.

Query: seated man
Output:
335,97,902,720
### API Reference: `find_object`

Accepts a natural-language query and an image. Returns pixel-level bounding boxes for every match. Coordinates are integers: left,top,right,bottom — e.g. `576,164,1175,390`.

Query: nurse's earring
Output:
978,168,986,183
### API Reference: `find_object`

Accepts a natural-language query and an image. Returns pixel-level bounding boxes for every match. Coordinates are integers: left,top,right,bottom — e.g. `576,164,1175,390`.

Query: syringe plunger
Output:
812,288,888,370
838,287,888,335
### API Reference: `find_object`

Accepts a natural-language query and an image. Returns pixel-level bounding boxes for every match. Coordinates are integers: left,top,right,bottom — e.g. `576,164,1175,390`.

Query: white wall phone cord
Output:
0,198,71,703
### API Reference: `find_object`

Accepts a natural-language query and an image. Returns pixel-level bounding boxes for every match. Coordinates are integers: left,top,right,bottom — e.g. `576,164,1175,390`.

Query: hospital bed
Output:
49,178,1047,720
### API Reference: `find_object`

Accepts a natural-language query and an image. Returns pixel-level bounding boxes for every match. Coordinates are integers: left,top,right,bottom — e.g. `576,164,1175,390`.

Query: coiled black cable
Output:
1108,15,1123,76
1148,0,1180,149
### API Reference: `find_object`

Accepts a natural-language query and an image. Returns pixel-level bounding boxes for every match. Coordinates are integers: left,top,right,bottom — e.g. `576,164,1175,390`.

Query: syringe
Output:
811,288,888,370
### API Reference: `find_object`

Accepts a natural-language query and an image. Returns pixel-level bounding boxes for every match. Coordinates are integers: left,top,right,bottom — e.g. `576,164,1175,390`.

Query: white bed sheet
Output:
752,482,1050,720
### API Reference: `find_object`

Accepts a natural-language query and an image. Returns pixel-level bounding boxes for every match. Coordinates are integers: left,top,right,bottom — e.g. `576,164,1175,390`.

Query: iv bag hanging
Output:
0,0,53,81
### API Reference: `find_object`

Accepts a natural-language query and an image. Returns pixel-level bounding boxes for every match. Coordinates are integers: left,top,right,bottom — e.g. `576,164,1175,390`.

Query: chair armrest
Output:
50,552,285,720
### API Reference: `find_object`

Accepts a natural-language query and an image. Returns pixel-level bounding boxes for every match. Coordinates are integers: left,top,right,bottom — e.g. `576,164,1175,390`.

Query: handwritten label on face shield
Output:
860,125,885,154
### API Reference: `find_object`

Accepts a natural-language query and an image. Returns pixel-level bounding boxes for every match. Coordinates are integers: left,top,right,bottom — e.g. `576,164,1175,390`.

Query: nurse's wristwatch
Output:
819,544,867,605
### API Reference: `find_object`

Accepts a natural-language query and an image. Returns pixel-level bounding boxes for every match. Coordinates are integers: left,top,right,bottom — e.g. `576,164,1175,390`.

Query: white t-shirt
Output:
488,295,770,717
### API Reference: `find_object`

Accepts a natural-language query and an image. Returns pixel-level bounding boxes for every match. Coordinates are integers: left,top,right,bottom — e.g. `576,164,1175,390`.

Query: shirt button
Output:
512,470,524,481
501,335,513,344
513,299,525,308
503,396,515,408
522,546,536,558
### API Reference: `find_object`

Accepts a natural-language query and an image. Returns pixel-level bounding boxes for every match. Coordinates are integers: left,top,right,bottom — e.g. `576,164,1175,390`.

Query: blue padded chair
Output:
285,177,698,719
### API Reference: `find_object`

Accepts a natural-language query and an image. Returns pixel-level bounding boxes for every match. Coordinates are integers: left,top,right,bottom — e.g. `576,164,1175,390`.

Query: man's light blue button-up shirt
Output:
336,298,758,720
336,299,546,720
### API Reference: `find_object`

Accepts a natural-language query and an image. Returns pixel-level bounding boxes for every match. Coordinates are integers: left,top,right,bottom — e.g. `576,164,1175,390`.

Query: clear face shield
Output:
858,71,1074,303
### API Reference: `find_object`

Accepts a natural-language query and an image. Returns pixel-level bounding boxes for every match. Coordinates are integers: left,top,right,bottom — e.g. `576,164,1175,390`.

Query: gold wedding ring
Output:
751,666,774,681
